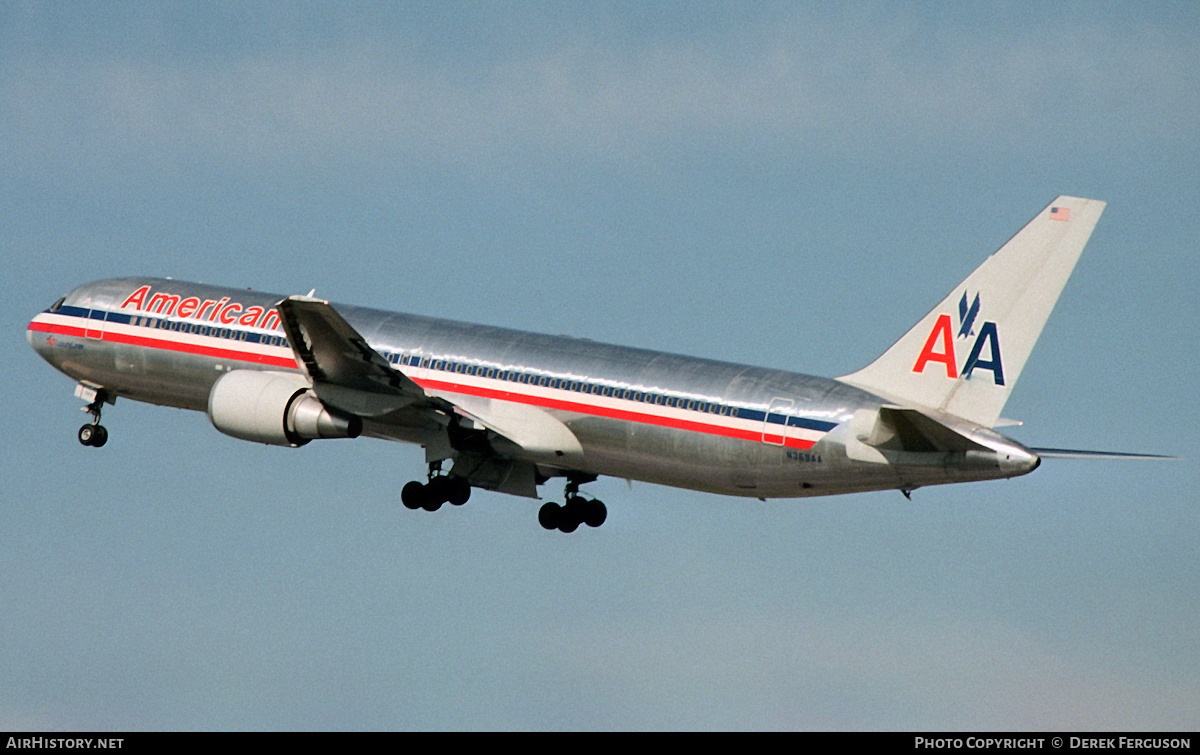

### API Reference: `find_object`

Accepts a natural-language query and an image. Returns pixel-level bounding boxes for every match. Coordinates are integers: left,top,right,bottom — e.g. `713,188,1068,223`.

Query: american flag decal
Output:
1050,206,1071,222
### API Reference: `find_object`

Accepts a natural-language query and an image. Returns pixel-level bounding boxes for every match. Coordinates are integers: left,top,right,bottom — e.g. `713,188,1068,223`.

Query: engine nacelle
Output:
207,370,362,447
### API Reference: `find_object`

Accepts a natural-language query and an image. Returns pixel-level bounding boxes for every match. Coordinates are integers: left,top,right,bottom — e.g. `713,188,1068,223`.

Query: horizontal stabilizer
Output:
866,406,990,453
1030,447,1179,460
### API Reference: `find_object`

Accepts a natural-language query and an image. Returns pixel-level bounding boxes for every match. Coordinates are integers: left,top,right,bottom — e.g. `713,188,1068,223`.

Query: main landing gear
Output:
538,478,606,533
78,391,110,448
401,462,472,512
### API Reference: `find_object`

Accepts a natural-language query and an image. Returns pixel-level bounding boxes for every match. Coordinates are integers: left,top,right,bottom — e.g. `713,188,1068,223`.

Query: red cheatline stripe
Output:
30,320,823,449
414,377,819,450
29,321,86,338
29,321,299,370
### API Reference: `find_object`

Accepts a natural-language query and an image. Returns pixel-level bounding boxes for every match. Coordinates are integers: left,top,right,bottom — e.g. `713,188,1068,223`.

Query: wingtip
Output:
280,293,329,305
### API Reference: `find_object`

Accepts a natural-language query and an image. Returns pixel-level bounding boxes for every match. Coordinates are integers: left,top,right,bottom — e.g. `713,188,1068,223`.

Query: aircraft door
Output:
80,292,106,340
762,397,794,446
85,308,107,340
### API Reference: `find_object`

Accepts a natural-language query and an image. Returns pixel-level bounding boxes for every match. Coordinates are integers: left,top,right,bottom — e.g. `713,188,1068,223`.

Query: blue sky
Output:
2,2,1198,730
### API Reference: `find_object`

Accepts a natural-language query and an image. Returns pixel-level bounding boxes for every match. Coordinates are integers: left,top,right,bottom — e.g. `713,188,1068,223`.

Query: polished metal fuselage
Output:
29,277,1037,499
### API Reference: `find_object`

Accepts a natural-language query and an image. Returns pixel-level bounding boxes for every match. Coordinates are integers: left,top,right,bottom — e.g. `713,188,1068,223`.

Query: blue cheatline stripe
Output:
734,409,837,432
53,305,841,436
788,415,839,432
64,306,288,347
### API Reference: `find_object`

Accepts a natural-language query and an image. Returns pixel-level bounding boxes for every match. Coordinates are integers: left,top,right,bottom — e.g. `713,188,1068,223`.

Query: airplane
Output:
26,196,1169,532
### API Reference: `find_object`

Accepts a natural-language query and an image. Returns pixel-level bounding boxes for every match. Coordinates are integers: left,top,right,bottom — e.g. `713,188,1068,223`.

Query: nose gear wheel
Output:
77,390,110,448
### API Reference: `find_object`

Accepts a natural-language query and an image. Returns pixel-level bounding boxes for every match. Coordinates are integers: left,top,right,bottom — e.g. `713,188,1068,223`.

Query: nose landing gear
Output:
77,388,111,448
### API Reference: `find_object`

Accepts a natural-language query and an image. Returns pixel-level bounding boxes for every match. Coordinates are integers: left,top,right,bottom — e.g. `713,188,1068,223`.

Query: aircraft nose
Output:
28,314,43,348
28,310,57,362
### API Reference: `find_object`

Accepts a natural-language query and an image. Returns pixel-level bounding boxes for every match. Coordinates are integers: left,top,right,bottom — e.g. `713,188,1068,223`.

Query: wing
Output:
275,295,583,466
277,295,422,417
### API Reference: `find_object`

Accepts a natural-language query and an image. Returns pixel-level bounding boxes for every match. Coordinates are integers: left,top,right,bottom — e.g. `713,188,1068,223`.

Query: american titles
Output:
119,284,282,331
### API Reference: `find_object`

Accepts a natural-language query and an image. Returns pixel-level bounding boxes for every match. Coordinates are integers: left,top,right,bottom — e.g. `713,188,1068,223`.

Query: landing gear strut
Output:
539,477,606,533
401,461,471,512
78,391,109,448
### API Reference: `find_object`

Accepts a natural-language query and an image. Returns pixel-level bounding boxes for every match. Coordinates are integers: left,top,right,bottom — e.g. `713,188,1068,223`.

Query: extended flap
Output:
428,389,584,460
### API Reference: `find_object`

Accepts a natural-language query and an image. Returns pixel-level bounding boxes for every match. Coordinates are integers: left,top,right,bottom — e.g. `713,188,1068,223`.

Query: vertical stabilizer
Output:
838,196,1105,427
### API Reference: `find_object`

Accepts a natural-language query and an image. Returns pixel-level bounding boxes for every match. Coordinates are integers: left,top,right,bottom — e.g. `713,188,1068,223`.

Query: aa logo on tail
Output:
912,292,1005,385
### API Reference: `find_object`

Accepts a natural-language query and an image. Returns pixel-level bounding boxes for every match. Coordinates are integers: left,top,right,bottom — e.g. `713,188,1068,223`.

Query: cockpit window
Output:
50,297,65,312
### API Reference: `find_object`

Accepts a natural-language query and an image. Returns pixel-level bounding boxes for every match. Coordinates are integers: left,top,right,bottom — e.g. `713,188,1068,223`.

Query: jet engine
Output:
207,370,362,447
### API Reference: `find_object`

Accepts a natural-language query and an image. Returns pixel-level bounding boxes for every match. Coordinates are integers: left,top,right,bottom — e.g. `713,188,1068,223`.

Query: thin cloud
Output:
3,14,1197,174
537,612,1200,729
